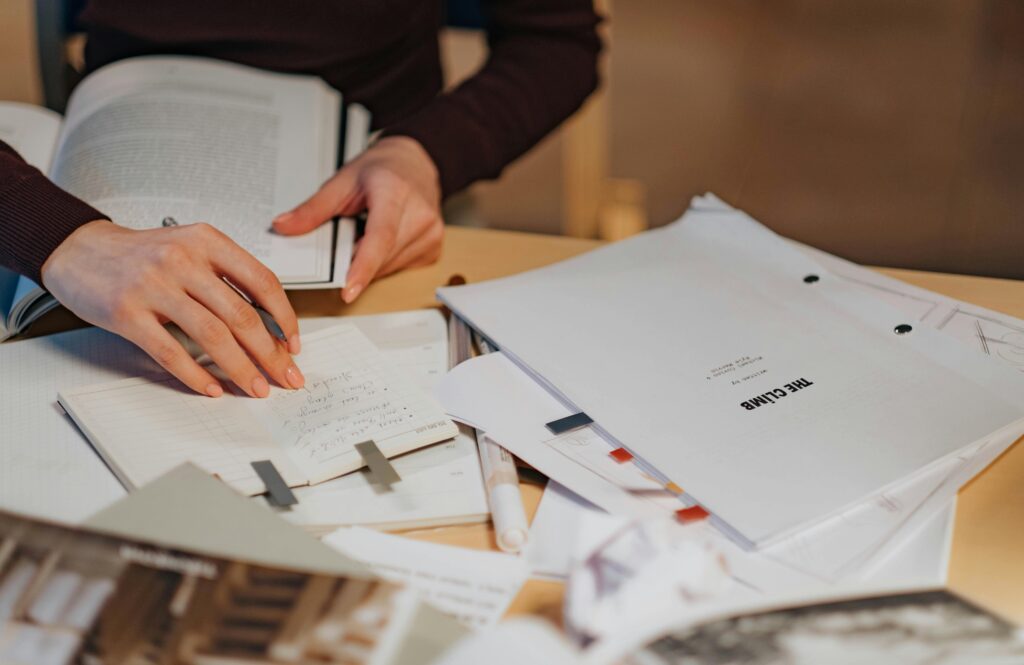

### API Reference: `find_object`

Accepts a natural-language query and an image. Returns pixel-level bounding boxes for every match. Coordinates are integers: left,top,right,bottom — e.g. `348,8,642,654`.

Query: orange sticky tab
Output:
675,505,709,523
665,482,684,495
609,448,634,463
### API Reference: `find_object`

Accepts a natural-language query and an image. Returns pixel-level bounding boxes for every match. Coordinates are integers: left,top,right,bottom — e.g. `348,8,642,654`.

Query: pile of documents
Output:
436,194,1024,603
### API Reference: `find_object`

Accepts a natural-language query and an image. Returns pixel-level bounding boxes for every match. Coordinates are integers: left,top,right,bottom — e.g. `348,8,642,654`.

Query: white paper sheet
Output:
0,101,62,172
323,527,528,630
433,618,581,665
526,481,600,580
795,242,1024,373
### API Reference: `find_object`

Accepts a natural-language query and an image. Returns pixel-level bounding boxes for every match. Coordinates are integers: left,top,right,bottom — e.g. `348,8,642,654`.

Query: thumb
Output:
273,168,360,236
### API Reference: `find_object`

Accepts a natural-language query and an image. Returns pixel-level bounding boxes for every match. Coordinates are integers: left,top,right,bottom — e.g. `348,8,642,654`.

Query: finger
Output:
208,236,302,355
189,277,305,390
273,168,362,236
378,220,444,278
124,318,224,398
161,296,270,398
342,190,406,303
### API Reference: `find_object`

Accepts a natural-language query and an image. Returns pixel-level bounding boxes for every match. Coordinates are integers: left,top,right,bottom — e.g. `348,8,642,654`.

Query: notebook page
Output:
280,312,488,532
58,323,457,496
59,376,301,495
249,324,458,483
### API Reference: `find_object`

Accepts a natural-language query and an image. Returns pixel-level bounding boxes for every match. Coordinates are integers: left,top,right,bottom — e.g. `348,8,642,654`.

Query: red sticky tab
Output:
675,506,709,523
609,448,634,463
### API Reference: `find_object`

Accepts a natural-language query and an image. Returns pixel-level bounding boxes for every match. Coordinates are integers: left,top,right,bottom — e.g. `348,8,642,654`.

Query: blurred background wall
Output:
447,0,1024,279
3,0,1022,278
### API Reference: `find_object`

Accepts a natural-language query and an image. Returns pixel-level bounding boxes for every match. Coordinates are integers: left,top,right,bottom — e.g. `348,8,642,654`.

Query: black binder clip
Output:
355,441,402,489
251,460,298,508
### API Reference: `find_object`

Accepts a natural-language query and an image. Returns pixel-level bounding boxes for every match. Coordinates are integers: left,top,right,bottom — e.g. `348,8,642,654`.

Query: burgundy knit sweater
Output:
0,0,601,283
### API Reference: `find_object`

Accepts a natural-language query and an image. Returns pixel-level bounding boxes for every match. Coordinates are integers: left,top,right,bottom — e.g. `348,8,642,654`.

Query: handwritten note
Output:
249,324,457,483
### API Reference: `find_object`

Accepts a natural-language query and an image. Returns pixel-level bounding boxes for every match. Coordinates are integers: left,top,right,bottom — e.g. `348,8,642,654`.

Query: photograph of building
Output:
0,512,410,665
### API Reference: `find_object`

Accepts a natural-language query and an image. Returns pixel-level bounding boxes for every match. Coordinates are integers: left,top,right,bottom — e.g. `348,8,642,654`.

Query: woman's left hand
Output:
272,135,444,303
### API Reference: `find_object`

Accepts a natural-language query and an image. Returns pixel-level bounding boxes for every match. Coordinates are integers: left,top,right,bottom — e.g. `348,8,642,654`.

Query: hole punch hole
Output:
803,274,820,283
894,324,913,335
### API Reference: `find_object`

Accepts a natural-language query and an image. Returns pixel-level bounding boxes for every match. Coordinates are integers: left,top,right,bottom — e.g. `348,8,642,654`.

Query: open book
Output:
57,323,459,496
0,55,370,339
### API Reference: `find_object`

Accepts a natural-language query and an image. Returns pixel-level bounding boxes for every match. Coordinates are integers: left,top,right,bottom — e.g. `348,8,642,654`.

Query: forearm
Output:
0,141,108,283
383,0,602,198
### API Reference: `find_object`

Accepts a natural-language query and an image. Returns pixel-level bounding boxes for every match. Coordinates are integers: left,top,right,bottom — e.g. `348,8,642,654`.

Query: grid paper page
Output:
0,328,156,522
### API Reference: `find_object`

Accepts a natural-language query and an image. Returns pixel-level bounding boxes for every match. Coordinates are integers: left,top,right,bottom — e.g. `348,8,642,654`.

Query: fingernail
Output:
286,364,305,389
252,375,270,398
206,383,223,398
272,212,294,228
288,333,302,355
343,282,363,303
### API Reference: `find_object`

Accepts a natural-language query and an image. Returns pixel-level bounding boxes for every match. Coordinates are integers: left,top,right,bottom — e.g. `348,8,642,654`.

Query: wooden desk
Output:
32,225,1024,627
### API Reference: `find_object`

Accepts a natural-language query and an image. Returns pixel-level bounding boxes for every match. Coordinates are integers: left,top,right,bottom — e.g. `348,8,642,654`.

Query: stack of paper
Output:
436,195,1024,588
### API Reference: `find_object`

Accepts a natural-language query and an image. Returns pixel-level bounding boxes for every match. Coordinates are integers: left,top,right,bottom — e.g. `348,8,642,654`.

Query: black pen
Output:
161,216,287,343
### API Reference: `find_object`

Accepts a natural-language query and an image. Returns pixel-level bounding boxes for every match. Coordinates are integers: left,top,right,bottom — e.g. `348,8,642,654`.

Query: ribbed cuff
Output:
0,173,108,285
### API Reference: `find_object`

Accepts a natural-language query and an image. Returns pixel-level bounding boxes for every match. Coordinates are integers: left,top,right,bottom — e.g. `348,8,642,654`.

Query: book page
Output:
57,324,458,496
49,56,340,284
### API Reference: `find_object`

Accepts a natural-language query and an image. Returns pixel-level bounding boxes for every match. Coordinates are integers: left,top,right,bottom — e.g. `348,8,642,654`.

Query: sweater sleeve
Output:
383,0,602,198
0,141,108,284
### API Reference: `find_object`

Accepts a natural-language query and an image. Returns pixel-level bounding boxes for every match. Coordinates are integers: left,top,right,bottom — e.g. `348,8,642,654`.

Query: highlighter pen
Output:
447,314,530,553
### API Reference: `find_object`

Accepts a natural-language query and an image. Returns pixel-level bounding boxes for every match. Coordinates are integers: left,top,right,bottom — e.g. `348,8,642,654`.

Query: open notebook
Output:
278,313,490,534
57,323,458,496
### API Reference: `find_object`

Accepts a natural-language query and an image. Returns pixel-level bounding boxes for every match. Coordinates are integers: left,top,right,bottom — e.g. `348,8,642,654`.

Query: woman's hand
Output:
272,135,444,303
41,220,304,398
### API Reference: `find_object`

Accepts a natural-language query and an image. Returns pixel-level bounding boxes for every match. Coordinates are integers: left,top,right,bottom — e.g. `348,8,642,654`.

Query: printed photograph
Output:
0,512,411,665
627,591,1024,665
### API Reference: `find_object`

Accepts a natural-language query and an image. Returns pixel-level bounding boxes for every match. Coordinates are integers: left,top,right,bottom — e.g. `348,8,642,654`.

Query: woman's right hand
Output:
40,220,304,398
